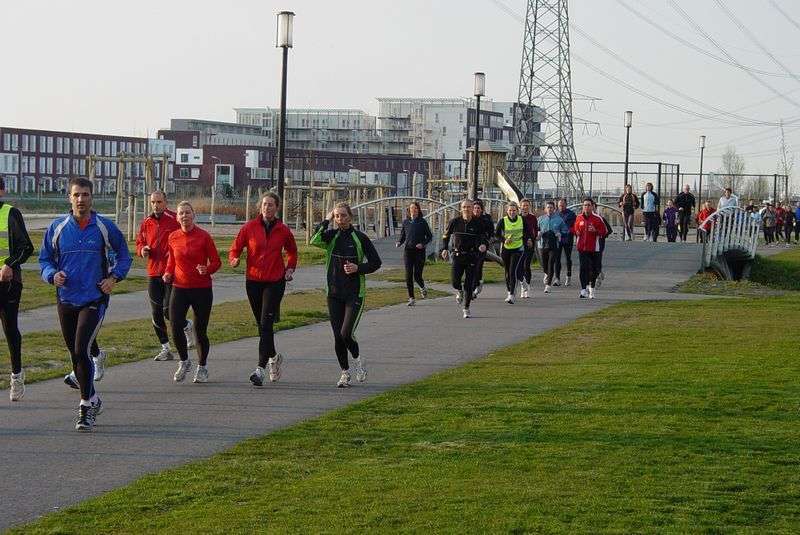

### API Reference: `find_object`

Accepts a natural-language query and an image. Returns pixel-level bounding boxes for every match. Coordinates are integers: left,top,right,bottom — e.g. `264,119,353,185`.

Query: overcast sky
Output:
4,0,800,182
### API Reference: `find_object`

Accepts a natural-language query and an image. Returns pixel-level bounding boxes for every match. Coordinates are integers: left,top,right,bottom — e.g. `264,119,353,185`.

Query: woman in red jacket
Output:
573,198,609,299
229,192,298,387
163,201,221,384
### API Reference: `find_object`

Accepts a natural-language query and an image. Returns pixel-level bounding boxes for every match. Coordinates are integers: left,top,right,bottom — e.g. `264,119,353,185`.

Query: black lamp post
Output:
471,72,485,200
276,10,294,206
623,110,632,188
698,135,706,205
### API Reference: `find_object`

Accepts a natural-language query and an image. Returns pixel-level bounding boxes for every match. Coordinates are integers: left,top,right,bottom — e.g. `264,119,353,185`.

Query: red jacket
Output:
521,213,539,244
164,226,221,288
135,209,181,276
696,208,715,231
573,212,608,252
229,217,298,282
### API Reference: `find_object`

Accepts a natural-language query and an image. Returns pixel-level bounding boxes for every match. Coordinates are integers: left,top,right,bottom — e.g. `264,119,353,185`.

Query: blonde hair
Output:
176,200,194,212
506,201,519,209
334,202,353,217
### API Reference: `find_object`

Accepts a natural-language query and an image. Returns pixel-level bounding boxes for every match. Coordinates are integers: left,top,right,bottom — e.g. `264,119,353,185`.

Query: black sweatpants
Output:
57,298,107,400
327,296,364,370
540,248,558,285
451,253,476,309
678,211,692,241
644,212,659,240
169,287,213,365
555,242,573,279
0,282,22,374
623,210,635,241
522,247,536,284
474,251,487,283
764,227,774,244
666,224,678,242
579,251,602,290
246,279,286,368
403,248,426,298
501,248,523,294
148,276,173,345
785,223,794,244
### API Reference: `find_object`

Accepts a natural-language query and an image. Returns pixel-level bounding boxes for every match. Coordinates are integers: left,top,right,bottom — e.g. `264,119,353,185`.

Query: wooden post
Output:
245,184,252,221
115,162,125,225
210,184,216,229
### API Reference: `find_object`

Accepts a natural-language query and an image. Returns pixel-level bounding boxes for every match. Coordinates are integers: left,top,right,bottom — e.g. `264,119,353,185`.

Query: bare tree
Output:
777,120,794,201
719,145,746,194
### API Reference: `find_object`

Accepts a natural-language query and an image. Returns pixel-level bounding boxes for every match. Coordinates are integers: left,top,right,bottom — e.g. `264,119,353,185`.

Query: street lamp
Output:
276,10,294,216
471,72,485,200
623,111,633,188
698,135,706,205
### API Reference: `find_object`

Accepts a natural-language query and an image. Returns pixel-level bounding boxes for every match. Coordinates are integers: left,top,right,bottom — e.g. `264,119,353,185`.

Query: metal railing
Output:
699,206,761,271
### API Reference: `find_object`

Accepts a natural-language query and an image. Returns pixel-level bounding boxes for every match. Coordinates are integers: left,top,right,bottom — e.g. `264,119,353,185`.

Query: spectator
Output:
618,184,639,241
696,201,715,243
663,200,679,242
640,182,660,242
775,203,786,242
762,203,776,246
783,203,795,247
674,184,696,242
717,187,739,210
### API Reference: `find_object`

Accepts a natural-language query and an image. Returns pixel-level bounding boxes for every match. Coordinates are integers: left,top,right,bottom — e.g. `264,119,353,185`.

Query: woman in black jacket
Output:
396,201,433,305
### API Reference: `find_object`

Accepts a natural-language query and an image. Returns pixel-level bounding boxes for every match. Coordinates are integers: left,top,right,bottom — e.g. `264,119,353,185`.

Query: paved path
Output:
1,240,713,529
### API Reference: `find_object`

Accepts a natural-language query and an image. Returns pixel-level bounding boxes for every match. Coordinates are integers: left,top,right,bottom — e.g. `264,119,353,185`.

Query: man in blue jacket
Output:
554,198,577,286
39,177,132,431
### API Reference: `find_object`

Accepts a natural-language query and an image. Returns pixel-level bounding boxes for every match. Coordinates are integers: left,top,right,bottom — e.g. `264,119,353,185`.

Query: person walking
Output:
395,201,432,306
794,201,800,242
761,204,776,245
441,199,487,318
471,200,494,299
537,200,569,294
663,200,679,242
0,179,34,401
518,198,539,298
674,184,696,242
783,203,796,246
717,187,739,210
640,183,660,242
696,201,716,243
311,202,382,388
229,192,297,387
554,198,577,286
163,201,221,384
618,184,639,241
495,201,531,304
775,203,786,242
135,191,195,362
573,198,609,299
39,177,132,431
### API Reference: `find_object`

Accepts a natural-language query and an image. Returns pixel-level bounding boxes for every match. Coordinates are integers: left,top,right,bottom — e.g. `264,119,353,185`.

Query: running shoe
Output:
420,286,428,299
64,372,79,390
588,287,596,299
505,292,515,304
193,365,209,383
579,289,588,299
337,370,351,388
93,350,107,382
544,285,551,294
174,359,192,383
596,272,604,288
184,319,196,350
353,357,367,382
462,308,471,319
476,281,484,295
522,289,529,299
543,274,548,284
455,290,463,305
407,298,416,306
250,366,265,386
75,405,93,432
153,347,175,361
268,354,283,382
553,278,561,287
91,397,103,417
564,275,571,287
9,371,24,402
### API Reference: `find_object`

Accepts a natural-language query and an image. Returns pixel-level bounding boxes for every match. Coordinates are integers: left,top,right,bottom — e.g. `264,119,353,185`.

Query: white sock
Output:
199,365,207,370
89,394,99,404
79,399,91,407
162,343,171,351
11,372,22,379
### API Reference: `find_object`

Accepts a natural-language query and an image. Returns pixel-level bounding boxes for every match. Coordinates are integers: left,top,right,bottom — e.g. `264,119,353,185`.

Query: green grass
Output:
15,295,800,532
376,260,508,284
19,275,148,311
1,286,442,390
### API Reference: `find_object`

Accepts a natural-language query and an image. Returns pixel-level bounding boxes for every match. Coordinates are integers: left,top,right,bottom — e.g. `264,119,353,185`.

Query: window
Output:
435,113,439,123
111,141,118,155
73,138,80,154
73,159,79,174
39,157,46,172
47,158,53,173
47,137,53,153
179,168,190,178
192,136,198,147
104,141,111,156
180,153,189,163
39,136,46,151
442,126,447,136
89,140,95,154
2,133,9,150
21,135,28,151
29,136,35,152
64,139,71,155
56,137,63,153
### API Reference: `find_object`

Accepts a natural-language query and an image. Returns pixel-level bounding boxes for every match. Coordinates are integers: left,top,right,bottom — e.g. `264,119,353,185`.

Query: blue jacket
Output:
558,208,577,245
537,213,570,250
39,211,132,306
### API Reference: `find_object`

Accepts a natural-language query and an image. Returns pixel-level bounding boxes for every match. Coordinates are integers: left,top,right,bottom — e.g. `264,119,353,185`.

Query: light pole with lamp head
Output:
276,10,294,220
209,155,220,228
623,110,633,188
698,135,706,206
471,72,485,200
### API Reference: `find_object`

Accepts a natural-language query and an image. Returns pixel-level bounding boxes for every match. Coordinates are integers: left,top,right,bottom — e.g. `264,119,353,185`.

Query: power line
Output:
769,0,800,35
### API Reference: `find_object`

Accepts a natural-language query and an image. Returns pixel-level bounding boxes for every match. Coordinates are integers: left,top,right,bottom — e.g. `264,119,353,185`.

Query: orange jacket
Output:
229,218,298,282
135,209,180,276
164,226,221,288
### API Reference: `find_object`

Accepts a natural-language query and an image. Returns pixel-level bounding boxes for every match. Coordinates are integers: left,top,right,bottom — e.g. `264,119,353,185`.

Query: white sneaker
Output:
564,276,571,287
588,287,596,299
249,366,265,387
193,365,209,383
553,278,561,287
9,372,24,402
455,290,463,305
407,298,416,306
184,319,195,350
420,286,428,298
174,359,192,383
579,289,588,299
462,308,471,319
522,289,529,299
153,347,174,361
93,350,107,382
596,272,604,288
268,354,283,382
505,292,515,304
544,285,551,294
353,357,367,382
337,370,351,388
543,274,548,284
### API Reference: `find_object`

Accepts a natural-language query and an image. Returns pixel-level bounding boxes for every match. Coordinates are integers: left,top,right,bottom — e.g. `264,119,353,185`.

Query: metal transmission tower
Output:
513,0,584,198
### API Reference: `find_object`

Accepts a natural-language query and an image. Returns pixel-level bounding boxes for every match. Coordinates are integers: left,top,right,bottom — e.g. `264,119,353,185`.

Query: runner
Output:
495,201,530,304
229,192,297,386
518,198,539,298
471,199,494,299
311,202,382,388
663,200,679,242
573,198,609,299
554,198,577,286
39,177,132,431
135,191,195,362
0,179,34,401
395,201,432,306
537,200,569,294
640,183,660,242
441,199,487,318
163,201,221,384
783,203,795,247
674,184,696,242
618,184,639,241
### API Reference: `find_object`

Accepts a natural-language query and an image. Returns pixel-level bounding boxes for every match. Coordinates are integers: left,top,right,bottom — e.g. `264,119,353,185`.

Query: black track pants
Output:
540,248,558,285
246,279,286,367
0,282,22,374
555,242,573,279
327,296,363,370
148,276,173,345
169,287,213,365
501,248,523,294
679,211,692,241
403,248,426,298
57,298,106,400
579,251,602,290
450,253,476,309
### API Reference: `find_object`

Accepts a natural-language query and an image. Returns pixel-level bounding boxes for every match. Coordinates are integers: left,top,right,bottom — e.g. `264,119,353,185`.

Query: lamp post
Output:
623,110,633,188
471,72,485,200
698,135,706,206
210,156,220,228
276,10,294,216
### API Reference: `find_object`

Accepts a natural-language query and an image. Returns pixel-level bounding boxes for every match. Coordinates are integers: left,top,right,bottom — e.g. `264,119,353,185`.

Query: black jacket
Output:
313,221,382,300
640,191,661,213
397,216,433,250
0,202,34,284
441,216,487,254
674,192,696,213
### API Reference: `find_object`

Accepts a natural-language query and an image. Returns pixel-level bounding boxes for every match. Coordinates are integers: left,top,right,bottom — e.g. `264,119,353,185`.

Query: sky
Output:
3,0,800,184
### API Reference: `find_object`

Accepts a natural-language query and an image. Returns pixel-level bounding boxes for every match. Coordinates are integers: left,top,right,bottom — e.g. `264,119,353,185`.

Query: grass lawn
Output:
19,275,148,311
15,295,800,531
0,286,442,390
376,260,509,284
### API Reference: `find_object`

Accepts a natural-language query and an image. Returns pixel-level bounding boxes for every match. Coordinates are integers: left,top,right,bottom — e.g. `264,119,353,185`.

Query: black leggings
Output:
474,251,487,283
451,253,476,308
148,276,173,345
623,210,635,240
764,227,774,244
555,242,573,279
785,224,794,244
501,248,523,293
403,248,426,298
579,251,602,290
57,298,106,400
522,247,536,284
246,279,286,367
169,287,213,365
666,224,678,242
0,282,22,374
327,296,364,370
540,248,558,285
679,211,692,241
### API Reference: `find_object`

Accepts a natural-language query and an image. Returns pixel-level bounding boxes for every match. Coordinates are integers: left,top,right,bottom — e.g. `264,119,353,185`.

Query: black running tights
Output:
403,248,426,298
170,287,213,365
57,300,105,400
327,296,363,370
246,279,286,367
0,282,22,374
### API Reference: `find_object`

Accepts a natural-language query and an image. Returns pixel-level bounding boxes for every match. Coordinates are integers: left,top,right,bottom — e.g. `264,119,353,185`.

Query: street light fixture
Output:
623,111,633,189
698,135,706,205
276,10,294,218
471,72,485,200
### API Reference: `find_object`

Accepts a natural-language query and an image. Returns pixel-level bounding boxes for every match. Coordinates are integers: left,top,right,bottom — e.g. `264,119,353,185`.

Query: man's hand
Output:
99,276,116,295
343,261,358,275
478,244,487,253
196,264,208,275
326,210,334,221
285,268,294,281
229,257,240,268
441,249,449,260
141,245,151,258
395,242,402,248
526,239,533,248
54,271,67,287
0,265,13,282
162,272,173,284
415,243,424,250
